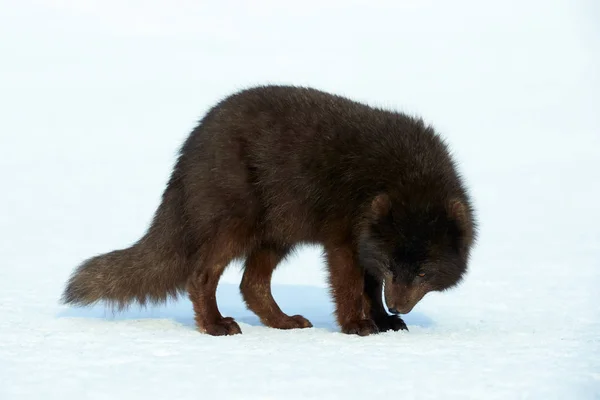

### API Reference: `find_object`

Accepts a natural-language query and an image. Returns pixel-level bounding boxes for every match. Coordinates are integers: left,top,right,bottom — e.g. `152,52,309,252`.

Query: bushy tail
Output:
62,184,191,310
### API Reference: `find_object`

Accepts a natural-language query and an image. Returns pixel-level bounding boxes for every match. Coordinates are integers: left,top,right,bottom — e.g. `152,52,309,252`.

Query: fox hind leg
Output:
240,245,312,330
187,226,250,336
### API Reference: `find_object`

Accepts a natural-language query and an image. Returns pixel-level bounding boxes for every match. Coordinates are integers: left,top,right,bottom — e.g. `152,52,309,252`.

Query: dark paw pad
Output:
375,314,408,332
203,318,242,336
341,319,379,336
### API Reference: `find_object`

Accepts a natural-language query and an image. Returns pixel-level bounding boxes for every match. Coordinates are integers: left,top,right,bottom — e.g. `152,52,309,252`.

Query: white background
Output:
1,0,598,398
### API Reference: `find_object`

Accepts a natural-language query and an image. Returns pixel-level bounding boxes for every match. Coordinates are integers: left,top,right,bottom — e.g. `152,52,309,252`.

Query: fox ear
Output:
448,199,475,249
371,193,391,219
448,199,466,221
448,199,471,233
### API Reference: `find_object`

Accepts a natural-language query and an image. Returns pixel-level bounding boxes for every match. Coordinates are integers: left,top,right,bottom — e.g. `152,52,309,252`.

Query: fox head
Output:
359,193,475,314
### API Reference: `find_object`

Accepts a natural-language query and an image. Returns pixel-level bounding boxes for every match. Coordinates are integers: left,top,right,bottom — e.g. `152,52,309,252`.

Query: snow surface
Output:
1,0,599,399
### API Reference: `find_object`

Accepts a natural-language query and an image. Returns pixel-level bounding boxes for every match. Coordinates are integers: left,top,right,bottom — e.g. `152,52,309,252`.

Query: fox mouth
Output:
387,305,414,315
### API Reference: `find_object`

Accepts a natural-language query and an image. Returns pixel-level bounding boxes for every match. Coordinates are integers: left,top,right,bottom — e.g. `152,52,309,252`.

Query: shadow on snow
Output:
57,283,434,332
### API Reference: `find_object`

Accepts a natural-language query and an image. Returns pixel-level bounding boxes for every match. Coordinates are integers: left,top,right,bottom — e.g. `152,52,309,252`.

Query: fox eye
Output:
417,272,426,278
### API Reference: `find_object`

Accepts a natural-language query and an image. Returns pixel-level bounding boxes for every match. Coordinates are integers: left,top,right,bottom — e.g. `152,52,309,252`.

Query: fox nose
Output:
388,307,399,314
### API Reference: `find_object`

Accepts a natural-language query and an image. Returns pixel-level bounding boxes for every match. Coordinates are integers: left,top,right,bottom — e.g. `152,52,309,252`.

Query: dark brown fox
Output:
62,85,476,336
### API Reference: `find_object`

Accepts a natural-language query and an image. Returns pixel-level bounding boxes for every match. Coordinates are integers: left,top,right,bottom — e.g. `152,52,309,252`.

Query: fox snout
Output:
384,280,429,315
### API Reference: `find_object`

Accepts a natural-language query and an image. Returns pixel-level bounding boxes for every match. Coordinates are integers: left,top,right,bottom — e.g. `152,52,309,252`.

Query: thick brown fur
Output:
62,85,476,336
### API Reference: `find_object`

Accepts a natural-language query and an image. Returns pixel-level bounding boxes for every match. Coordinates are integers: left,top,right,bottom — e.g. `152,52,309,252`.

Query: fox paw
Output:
280,314,313,329
290,314,313,328
263,314,313,329
341,319,379,336
203,317,242,336
375,314,408,332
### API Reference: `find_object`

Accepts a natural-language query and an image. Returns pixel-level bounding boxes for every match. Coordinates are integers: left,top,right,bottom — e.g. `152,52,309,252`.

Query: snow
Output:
1,0,599,398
